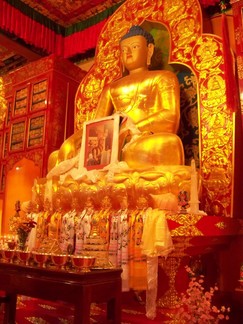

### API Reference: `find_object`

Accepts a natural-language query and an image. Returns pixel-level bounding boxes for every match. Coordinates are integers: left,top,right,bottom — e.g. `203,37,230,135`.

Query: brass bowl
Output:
7,241,16,250
51,254,68,270
2,249,15,262
71,255,96,272
0,249,4,260
32,252,49,268
16,250,31,265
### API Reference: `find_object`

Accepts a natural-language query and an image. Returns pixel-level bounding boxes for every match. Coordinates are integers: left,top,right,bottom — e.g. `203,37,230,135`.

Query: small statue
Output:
95,195,113,243
35,198,50,249
59,195,80,254
129,194,151,298
109,193,130,291
75,196,95,254
178,190,189,213
9,200,21,234
38,196,62,253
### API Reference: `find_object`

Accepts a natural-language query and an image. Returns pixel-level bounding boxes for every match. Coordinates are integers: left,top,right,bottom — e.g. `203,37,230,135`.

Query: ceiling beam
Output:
0,31,42,62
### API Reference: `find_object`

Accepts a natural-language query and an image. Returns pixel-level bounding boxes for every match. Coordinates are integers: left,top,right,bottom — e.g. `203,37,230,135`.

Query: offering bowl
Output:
51,254,68,270
32,252,49,268
71,255,96,272
2,249,15,263
16,250,31,265
0,249,4,260
7,241,16,250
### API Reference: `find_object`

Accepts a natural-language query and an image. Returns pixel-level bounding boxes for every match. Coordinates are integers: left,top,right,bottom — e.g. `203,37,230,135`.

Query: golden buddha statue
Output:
95,25,184,169
47,25,184,177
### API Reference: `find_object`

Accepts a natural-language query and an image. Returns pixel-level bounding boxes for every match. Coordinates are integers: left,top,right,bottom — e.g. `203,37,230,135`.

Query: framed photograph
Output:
78,114,121,171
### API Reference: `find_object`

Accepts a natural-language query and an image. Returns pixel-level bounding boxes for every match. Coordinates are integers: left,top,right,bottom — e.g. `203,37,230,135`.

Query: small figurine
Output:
178,190,189,213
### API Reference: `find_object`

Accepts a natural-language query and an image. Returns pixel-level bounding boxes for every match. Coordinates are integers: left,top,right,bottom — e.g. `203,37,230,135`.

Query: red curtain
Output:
0,1,104,58
0,1,63,55
63,20,107,58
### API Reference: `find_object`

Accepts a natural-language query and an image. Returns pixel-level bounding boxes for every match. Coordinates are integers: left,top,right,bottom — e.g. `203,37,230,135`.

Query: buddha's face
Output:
120,35,149,71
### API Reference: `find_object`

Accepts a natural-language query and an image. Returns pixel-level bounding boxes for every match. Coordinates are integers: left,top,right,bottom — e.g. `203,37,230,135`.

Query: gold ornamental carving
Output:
236,56,243,79
166,213,203,236
193,35,233,216
0,77,7,128
158,257,181,308
215,222,227,230
192,37,222,73
74,0,235,216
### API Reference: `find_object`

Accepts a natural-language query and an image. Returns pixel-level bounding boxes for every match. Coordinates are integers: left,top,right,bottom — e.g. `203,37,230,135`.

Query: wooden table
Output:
0,261,122,324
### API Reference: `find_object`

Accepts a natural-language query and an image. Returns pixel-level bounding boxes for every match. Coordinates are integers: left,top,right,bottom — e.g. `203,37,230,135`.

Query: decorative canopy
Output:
0,0,124,58
0,0,231,75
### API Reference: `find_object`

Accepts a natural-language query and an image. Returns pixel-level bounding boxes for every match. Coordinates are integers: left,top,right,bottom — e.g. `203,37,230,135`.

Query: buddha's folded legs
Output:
122,133,185,169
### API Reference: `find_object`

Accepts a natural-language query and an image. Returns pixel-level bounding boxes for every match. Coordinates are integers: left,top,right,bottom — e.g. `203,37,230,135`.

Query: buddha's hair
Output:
120,25,155,45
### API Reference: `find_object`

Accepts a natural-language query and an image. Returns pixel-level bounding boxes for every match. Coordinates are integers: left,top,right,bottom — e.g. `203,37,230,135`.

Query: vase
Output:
18,241,26,251
17,232,29,251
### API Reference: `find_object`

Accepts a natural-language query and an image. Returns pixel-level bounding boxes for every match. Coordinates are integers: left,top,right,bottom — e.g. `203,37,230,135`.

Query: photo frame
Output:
78,114,122,171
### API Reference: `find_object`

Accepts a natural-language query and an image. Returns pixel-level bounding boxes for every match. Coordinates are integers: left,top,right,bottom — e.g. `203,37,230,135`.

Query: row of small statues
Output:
11,192,183,250
14,193,176,291
10,191,183,251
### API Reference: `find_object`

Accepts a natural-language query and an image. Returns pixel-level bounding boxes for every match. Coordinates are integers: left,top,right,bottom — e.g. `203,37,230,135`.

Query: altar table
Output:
0,262,122,324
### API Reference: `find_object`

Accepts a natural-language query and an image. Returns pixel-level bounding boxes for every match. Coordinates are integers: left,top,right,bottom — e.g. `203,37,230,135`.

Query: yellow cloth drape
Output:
129,210,147,291
141,209,174,257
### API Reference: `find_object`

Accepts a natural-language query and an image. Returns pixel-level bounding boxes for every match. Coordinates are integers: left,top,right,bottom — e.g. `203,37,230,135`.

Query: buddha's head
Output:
120,25,155,72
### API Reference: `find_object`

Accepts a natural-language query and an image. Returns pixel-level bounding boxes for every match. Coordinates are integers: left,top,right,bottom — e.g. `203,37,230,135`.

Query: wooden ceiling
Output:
0,0,122,76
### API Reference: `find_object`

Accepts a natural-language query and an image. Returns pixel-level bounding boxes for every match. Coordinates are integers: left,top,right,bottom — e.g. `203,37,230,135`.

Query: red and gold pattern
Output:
75,0,236,217
0,77,7,129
